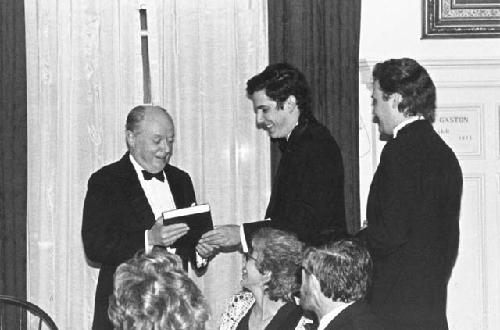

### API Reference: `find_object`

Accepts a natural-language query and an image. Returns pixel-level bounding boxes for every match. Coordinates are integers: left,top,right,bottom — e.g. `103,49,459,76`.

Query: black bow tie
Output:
142,170,165,182
278,138,289,152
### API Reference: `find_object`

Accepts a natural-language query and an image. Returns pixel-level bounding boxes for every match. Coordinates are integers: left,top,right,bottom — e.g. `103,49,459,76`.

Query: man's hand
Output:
198,224,241,248
195,242,218,259
148,218,189,247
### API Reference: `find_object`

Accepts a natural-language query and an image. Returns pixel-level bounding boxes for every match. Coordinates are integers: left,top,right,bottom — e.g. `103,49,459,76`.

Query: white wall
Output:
359,0,500,61
359,2,500,330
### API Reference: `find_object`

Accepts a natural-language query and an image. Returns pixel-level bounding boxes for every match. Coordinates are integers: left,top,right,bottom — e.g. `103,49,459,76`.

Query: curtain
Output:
147,0,270,326
268,0,361,233
0,0,27,300
25,0,269,328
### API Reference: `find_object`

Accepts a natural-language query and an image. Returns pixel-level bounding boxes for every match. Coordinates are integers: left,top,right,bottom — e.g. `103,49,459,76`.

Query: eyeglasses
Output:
243,253,258,263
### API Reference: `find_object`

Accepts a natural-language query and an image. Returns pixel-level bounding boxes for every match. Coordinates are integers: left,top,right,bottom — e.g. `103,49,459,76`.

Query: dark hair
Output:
302,238,372,303
108,250,209,330
251,228,304,301
373,58,436,122
126,105,170,132
246,63,313,121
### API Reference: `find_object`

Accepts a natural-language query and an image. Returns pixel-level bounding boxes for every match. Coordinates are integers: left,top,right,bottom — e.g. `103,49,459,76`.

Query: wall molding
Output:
359,57,500,69
450,174,487,329
359,58,500,87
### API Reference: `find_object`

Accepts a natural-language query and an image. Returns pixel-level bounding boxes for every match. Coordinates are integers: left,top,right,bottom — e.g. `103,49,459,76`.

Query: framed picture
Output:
422,0,500,38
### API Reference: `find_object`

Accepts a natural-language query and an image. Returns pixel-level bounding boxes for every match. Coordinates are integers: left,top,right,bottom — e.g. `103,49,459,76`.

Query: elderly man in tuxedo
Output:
82,105,204,330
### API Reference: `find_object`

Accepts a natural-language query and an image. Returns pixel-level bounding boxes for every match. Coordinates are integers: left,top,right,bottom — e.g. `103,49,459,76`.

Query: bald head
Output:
125,105,175,173
126,105,173,132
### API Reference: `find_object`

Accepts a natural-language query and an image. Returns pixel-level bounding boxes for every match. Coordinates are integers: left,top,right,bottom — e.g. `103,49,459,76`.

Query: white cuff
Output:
195,252,207,268
145,230,153,254
240,225,249,253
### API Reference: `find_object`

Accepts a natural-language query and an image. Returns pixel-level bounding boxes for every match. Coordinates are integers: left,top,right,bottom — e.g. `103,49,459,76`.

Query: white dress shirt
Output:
393,115,424,139
129,155,176,253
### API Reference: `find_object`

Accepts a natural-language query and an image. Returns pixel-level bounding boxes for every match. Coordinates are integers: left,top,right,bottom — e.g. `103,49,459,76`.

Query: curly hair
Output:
108,250,209,330
302,238,372,303
373,58,436,122
246,63,313,121
251,228,304,302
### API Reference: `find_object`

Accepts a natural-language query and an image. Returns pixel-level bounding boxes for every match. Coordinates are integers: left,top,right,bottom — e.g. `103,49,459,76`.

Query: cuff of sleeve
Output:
145,230,153,254
196,252,207,268
240,225,248,253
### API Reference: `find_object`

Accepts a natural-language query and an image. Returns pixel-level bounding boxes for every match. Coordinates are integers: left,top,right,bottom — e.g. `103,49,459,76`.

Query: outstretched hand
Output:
196,241,218,259
198,224,241,250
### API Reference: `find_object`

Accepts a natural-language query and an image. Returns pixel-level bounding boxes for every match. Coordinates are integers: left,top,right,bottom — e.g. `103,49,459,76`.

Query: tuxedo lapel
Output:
265,120,310,219
116,153,156,228
164,164,186,208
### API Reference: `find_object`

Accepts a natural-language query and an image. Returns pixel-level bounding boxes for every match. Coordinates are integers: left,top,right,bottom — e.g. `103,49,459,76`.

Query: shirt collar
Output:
129,154,146,178
393,115,424,139
317,302,353,330
286,121,299,141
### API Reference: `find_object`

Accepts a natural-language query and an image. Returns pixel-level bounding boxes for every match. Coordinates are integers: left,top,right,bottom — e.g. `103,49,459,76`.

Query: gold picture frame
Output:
422,0,500,38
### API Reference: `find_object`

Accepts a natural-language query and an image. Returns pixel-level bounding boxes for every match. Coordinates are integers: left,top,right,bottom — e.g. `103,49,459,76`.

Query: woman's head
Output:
108,250,209,330
242,228,304,301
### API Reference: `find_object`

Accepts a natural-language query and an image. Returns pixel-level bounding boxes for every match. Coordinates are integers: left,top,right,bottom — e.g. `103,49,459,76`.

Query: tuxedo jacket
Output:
82,153,198,330
359,120,462,330
244,116,346,247
324,301,385,330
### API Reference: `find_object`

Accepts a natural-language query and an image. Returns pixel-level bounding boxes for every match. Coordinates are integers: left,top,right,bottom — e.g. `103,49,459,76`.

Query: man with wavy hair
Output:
300,238,384,330
199,63,346,253
359,58,462,329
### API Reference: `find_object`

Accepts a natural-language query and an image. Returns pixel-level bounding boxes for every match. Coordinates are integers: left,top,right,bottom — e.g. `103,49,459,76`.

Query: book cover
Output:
162,204,213,249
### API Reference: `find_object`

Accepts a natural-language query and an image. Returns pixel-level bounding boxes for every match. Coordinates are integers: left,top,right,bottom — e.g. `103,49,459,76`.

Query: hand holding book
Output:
148,220,189,247
162,204,213,250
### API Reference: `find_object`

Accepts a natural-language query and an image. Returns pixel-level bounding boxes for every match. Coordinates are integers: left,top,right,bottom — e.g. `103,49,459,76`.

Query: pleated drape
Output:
25,0,269,328
268,0,362,233
0,0,27,301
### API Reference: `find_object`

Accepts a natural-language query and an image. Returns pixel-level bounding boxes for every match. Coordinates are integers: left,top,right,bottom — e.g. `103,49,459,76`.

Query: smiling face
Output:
127,108,175,173
249,90,299,139
241,247,270,294
241,250,262,292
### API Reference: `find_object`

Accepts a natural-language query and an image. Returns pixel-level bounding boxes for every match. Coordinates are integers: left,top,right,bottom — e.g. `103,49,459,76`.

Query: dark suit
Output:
82,153,197,330
236,302,303,330
324,301,385,330
360,120,462,330
244,116,346,247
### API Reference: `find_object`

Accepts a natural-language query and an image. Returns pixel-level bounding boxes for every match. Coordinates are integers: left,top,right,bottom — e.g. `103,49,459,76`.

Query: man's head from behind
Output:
300,238,372,313
246,63,313,139
108,250,209,330
126,105,175,174
371,58,436,137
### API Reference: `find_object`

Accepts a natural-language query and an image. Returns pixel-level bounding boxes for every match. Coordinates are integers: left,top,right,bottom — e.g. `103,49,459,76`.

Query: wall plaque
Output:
433,105,483,157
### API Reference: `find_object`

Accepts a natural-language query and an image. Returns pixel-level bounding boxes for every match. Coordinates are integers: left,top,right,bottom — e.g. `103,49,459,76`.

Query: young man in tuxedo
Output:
198,63,346,253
